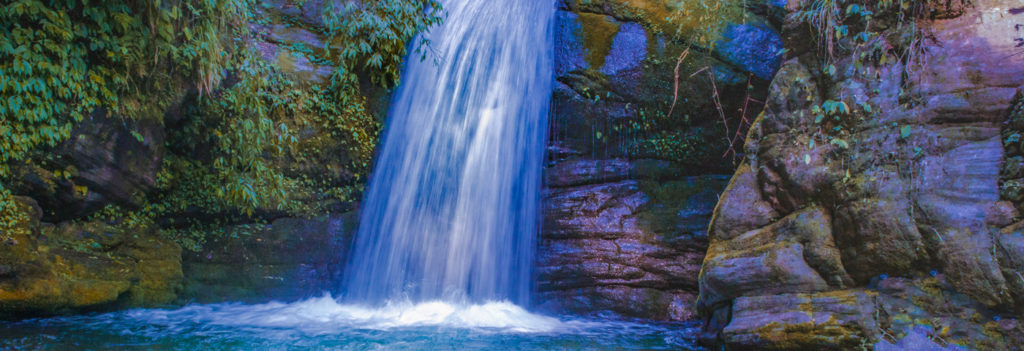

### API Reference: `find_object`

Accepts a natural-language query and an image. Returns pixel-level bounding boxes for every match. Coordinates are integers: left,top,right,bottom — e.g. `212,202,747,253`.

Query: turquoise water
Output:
0,297,703,350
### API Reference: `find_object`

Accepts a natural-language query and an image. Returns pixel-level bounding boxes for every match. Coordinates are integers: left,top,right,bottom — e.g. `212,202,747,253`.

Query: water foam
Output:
2,299,701,350
122,296,568,335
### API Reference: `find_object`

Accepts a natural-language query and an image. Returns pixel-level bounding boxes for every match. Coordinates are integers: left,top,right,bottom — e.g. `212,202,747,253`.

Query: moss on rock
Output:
0,209,182,318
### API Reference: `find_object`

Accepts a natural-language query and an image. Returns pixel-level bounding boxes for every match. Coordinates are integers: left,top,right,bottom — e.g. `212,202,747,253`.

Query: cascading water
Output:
0,1,705,348
343,0,554,305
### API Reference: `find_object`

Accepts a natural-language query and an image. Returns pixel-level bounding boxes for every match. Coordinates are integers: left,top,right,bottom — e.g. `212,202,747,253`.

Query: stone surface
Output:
179,212,358,304
550,0,782,172
537,175,728,320
874,327,968,351
0,197,182,318
540,0,783,320
10,113,169,222
0,198,357,319
697,0,1024,349
722,290,878,350
600,22,647,76
717,22,784,80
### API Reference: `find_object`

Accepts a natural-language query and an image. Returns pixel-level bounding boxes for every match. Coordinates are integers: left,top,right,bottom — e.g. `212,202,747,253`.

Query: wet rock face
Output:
536,162,729,320
539,0,784,320
0,197,182,318
179,213,358,304
550,0,783,172
698,0,1024,349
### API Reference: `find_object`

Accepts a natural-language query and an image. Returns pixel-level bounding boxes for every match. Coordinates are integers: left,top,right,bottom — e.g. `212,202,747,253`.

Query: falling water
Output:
0,2,708,348
342,0,554,305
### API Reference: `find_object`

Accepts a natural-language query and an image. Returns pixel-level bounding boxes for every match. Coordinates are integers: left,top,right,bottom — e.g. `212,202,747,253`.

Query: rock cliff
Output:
537,0,783,320
698,0,1024,348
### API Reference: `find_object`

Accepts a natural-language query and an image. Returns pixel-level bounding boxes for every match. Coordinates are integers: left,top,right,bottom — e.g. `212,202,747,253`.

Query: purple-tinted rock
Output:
874,327,968,351
538,175,728,320
555,11,588,77
544,0,782,322
600,22,646,76
698,1,1024,349
716,22,782,80
544,158,690,187
723,291,877,350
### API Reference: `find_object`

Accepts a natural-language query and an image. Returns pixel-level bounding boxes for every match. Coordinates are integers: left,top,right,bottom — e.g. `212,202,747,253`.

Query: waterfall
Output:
342,0,554,305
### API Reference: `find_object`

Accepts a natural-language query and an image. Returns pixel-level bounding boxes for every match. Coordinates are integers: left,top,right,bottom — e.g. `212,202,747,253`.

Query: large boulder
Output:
697,0,1024,349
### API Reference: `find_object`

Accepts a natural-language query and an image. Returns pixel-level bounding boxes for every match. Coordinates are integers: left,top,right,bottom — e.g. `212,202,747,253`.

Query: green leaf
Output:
900,125,911,139
130,130,144,143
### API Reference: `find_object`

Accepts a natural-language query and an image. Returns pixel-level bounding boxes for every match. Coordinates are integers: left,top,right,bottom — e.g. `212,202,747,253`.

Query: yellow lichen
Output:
576,0,745,47
577,13,621,69
753,315,864,350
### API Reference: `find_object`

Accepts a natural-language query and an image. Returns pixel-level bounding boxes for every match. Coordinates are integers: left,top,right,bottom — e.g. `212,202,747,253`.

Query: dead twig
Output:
665,48,690,119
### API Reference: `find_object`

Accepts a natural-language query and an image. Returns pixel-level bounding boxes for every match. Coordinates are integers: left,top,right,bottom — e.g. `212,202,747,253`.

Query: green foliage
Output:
793,0,972,65
0,188,29,243
664,0,745,48
623,107,728,167
323,0,443,87
87,202,265,252
0,0,248,177
0,0,442,250
0,0,251,237
141,0,441,249
1002,93,1024,156
150,0,441,226
153,63,377,220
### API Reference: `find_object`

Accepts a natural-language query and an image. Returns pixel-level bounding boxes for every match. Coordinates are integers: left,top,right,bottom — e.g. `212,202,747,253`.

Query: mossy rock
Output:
0,218,182,319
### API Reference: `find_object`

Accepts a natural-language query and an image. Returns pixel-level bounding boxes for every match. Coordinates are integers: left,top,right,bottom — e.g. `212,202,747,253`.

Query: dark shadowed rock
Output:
12,114,167,222
716,22,783,80
600,22,647,76
179,212,358,304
